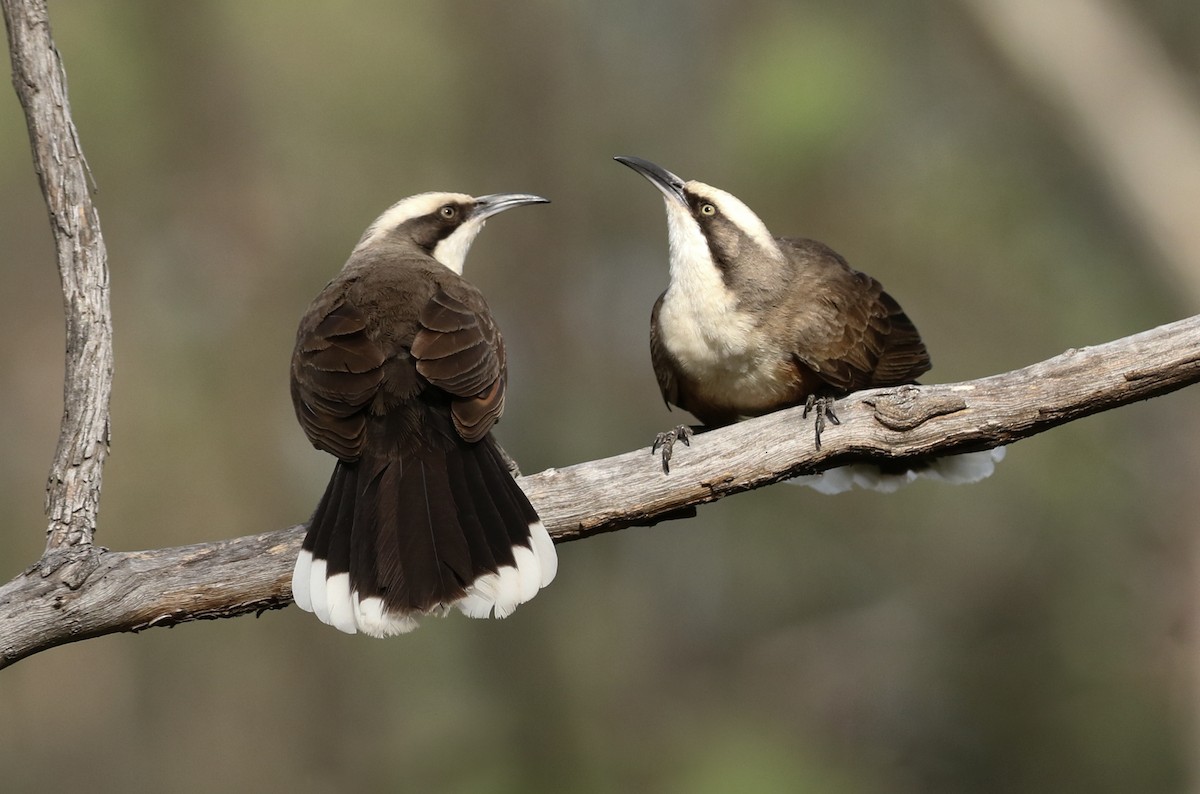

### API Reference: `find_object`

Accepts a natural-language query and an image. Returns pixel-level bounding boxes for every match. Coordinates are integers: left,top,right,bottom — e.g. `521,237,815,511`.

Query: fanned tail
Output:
291,437,556,637
788,447,1006,494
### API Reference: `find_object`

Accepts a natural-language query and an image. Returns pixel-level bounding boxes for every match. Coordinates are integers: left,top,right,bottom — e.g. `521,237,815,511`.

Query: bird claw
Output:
651,425,693,474
802,395,839,450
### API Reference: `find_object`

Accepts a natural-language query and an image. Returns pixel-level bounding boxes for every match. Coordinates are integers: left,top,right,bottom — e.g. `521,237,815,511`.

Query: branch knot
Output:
864,387,968,432
36,545,105,590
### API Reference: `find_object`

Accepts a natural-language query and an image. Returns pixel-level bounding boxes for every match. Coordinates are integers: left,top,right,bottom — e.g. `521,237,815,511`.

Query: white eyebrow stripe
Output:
354,191,474,253
686,181,781,257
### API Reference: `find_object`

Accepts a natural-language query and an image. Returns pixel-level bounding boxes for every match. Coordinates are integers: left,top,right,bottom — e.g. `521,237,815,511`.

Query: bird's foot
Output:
651,425,693,474
802,395,840,450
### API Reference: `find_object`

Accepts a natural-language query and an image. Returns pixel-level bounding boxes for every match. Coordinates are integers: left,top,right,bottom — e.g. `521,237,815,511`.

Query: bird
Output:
290,191,557,636
614,155,1003,493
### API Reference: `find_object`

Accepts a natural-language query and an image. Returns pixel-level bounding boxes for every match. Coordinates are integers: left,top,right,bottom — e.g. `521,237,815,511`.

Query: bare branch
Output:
2,314,1198,668
2,0,113,557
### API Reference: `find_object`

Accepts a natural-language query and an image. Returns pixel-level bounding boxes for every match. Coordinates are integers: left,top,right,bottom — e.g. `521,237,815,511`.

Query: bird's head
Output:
355,191,550,274
615,156,784,285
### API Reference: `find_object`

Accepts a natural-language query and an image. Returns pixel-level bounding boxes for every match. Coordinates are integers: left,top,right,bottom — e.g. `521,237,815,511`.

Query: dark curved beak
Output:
474,193,551,221
614,156,687,205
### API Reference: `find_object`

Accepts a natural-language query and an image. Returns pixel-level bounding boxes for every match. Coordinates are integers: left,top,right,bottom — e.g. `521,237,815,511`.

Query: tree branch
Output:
4,0,1200,672
2,0,113,563
2,313,1198,668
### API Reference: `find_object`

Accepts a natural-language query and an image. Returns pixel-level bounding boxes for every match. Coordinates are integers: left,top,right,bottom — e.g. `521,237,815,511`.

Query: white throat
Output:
658,199,757,369
664,199,731,310
431,217,486,275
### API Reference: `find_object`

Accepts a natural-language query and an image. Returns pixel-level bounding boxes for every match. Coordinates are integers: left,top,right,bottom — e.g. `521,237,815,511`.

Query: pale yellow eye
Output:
439,205,457,219
700,203,716,216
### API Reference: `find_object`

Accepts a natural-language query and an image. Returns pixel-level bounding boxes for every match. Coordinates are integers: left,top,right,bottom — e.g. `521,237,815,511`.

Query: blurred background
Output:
2,1,1199,791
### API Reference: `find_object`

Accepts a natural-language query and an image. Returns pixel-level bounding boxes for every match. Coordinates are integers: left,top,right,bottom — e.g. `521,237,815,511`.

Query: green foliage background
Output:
2,2,1198,792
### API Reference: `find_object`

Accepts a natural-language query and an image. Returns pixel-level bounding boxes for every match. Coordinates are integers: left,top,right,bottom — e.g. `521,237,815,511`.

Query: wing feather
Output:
412,288,507,443
781,238,930,394
291,297,386,460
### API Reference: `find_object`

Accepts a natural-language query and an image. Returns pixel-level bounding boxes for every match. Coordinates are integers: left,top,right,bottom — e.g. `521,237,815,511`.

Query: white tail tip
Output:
789,447,1007,494
292,520,559,636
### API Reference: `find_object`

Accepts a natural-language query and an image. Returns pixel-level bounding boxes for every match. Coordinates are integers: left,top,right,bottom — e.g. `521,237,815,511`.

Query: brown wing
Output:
649,291,681,409
869,291,931,386
411,287,506,443
781,238,931,394
291,295,387,461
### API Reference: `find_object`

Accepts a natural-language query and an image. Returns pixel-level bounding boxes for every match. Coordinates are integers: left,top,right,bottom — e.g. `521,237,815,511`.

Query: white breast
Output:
658,202,791,410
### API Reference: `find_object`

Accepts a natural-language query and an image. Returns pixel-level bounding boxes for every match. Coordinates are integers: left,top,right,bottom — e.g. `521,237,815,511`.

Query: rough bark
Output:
3,0,113,571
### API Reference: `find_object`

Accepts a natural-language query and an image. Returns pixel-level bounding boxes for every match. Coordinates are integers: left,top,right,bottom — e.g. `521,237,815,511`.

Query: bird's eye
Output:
700,203,716,216
439,205,457,219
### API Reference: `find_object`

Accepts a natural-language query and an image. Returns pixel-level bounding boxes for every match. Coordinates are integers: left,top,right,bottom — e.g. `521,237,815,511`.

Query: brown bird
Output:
290,192,556,636
615,156,1003,492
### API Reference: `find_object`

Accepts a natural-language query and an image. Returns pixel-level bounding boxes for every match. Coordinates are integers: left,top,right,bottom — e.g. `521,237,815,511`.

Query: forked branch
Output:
3,0,1200,670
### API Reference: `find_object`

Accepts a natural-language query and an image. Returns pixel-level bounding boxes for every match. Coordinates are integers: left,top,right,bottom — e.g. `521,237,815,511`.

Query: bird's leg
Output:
802,395,840,450
651,425,694,474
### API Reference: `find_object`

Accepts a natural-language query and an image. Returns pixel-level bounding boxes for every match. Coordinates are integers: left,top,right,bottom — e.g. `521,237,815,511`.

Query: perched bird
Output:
615,156,1003,493
290,192,557,636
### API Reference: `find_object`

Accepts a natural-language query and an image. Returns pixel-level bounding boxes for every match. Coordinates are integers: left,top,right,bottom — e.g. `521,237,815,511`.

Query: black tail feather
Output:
298,433,549,628
305,461,353,568
384,451,470,609
476,439,538,550
444,443,501,576
325,463,356,578
456,440,519,570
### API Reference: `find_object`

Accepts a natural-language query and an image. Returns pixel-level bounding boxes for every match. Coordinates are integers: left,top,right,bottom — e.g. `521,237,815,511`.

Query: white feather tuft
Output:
455,593,495,620
353,594,421,638
291,549,313,613
308,558,330,623
788,448,1006,494
512,545,541,604
457,572,501,619
789,465,917,494
528,521,558,587
455,523,557,620
491,565,523,619
325,572,358,635
923,447,1007,484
